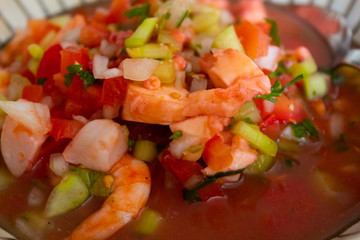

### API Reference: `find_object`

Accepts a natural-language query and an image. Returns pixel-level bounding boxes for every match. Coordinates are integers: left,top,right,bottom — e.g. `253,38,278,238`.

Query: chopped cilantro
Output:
334,134,349,153
176,10,189,28
124,2,150,20
64,64,95,89
253,74,303,103
79,70,95,89
169,130,183,140
291,119,319,139
243,117,252,124
284,158,299,167
268,61,289,78
265,18,280,46
37,78,47,85
195,43,202,49
128,139,135,147
22,216,30,221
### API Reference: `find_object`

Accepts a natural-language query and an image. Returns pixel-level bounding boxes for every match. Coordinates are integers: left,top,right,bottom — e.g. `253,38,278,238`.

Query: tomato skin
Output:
36,44,62,92
101,77,127,106
22,85,43,103
60,46,90,75
49,118,84,141
235,20,270,59
272,95,307,123
106,0,131,24
79,22,109,47
161,151,204,185
202,135,232,172
259,114,282,140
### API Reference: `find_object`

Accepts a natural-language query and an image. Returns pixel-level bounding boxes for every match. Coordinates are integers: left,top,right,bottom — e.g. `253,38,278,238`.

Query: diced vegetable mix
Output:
0,0,359,239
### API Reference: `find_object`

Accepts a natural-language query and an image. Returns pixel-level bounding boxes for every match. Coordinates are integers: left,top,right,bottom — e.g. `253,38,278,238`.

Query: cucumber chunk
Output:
232,101,262,124
127,43,173,59
212,25,244,52
290,56,317,78
133,140,158,162
125,17,158,48
231,121,278,156
245,154,275,174
44,172,89,218
153,59,176,83
304,72,329,100
135,208,163,235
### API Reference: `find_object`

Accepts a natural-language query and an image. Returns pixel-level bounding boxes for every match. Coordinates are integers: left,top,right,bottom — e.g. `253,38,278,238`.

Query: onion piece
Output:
60,40,78,49
93,54,109,79
100,40,118,58
103,104,120,119
103,68,123,79
330,112,344,138
254,45,281,72
123,58,160,81
28,187,46,207
61,27,81,42
49,153,69,177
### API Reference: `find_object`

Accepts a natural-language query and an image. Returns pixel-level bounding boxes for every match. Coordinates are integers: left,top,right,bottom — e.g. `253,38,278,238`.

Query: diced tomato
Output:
272,95,307,123
27,19,59,43
101,76,127,106
22,85,43,103
79,22,109,47
256,21,271,35
21,69,35,84
161,151,204,185
202,135,232,172
106,0,131,24
197,182,225,202
259,114,282,140
235,20,270,59
36,44,62,85
60,46,90,75
50,118,84,141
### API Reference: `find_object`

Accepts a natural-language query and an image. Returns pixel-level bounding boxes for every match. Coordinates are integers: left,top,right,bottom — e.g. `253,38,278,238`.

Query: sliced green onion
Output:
304,72,329,100
232,101,262,124
135,208,163,235
133,140,158,162
245,154,274,174
212,25,244,52
231,121,278,156
126,43,173,59
125,17,158,48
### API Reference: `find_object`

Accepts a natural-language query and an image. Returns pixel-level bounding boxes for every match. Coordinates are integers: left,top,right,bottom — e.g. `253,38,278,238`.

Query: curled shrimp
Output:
68,154,151,240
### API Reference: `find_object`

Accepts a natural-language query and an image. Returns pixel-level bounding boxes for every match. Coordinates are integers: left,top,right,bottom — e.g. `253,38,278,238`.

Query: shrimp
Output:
0,100,51,177
68,154,151,240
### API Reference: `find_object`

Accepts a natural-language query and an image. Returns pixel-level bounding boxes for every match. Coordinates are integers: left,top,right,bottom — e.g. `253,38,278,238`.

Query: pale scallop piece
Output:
63,119,129,172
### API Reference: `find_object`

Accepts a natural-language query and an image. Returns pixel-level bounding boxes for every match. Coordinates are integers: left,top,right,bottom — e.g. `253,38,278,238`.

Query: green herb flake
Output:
291,119,319,139
79,70,95,89
176,10,189,28
64,73,75,87
37,78,47,85
284,158,298,167
265,18,280,46
159,12,171,31
242,117,253,124
124,2,150,20
195,43,202,49
22,216,30,221
268,61,289,78
66,64,83,74
128,139,135,147
253,74,303,103
169,130,183,140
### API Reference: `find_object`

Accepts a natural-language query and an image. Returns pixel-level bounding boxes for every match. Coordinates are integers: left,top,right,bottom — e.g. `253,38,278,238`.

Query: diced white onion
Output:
49,153,69,176
103,68,123,79
220,10,235,25
100,40,118,58
254,45,281,72
60,40,78,49
93,54,109,79
123,58,160,81
263,100,275,114
72,115,89,125
28,187,46,207
330,112,344,138
174,71,186,89
61,27,81,42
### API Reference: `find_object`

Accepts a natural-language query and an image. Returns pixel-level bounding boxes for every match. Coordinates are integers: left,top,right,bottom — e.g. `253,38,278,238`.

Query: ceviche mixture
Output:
0,0,360,239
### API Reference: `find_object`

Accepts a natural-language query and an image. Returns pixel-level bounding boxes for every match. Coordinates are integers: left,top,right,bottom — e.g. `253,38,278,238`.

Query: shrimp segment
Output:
69,154,151,240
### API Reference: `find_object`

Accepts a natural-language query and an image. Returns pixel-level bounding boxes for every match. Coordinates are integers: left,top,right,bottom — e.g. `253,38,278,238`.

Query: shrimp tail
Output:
68,154,151,240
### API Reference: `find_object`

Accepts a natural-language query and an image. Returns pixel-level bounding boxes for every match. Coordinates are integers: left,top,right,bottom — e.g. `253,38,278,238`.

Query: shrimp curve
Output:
68,154,151,240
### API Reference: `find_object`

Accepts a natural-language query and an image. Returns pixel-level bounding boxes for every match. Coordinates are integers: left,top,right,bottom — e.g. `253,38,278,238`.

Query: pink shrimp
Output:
68,154,151,240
